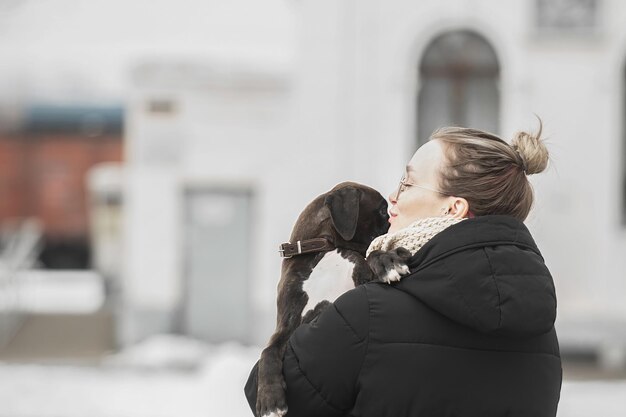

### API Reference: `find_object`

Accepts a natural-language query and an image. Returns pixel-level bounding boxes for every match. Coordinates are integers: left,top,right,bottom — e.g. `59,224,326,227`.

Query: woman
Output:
245,125,562,417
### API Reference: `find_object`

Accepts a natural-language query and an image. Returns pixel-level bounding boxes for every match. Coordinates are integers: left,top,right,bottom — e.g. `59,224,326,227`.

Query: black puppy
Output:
255,181,411,417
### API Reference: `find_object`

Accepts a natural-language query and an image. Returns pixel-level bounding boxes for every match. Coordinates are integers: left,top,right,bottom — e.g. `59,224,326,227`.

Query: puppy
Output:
255,181,411,417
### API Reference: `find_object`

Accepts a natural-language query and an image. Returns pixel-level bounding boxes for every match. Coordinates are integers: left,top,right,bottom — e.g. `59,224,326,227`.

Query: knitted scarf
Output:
366,216,466,258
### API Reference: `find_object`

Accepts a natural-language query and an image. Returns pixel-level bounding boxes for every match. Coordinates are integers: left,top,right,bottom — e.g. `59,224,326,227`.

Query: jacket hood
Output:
394,215,557,337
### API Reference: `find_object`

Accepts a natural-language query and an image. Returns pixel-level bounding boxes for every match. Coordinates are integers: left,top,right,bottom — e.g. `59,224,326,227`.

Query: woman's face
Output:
387,139,449,233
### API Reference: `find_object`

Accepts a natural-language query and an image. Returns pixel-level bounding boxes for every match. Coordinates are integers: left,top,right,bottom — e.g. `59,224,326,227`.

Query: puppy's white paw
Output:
382,269,401,284
367,247,412,284
382,263,409,284
262,408,287,417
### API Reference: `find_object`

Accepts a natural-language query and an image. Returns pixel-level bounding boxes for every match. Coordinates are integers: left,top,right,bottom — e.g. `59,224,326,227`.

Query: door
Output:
182,187,252,343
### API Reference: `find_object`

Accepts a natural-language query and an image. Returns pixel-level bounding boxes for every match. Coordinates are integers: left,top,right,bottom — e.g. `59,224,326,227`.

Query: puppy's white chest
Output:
302,250,356,316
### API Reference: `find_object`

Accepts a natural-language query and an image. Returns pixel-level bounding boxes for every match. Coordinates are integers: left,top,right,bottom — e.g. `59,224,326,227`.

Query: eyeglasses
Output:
394,174,447,201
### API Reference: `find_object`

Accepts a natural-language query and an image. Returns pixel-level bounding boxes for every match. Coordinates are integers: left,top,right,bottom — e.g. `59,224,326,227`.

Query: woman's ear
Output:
448,197,469,219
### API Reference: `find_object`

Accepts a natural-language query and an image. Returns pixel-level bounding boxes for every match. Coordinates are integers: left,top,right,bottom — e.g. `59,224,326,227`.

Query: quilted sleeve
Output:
245,285,370,417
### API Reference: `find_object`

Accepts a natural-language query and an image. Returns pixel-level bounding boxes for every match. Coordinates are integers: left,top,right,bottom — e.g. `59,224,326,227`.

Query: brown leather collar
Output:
278,238,335,258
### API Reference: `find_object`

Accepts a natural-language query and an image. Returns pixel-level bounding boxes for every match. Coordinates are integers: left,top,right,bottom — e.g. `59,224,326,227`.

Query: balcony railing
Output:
0,218,43,348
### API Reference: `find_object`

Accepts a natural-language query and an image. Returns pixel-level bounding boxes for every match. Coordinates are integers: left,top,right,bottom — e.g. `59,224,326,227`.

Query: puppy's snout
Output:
379,201,390,222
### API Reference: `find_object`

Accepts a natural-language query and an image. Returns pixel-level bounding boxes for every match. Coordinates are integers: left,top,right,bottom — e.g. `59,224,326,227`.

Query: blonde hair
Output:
431,120,549,221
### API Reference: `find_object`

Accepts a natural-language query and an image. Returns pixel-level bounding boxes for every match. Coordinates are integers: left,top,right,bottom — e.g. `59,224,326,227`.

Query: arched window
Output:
417,30,500,147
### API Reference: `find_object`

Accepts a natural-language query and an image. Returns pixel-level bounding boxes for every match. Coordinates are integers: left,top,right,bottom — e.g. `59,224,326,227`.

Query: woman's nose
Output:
388,190,397,205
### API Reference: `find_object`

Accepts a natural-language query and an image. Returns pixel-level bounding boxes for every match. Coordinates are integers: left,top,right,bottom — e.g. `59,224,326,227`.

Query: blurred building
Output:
0,105,123,268
121,0,626,367
120,61,292,345
0,104,122,360
0,0,294,354
1,0,625,367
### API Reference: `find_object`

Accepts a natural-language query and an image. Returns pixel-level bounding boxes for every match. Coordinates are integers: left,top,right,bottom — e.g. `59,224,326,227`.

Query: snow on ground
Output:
0,334,624,417
559,381,626,417
0,335,262,417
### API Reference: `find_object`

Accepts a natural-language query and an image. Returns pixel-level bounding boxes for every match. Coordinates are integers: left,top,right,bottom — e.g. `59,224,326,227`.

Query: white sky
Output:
0,0,295,103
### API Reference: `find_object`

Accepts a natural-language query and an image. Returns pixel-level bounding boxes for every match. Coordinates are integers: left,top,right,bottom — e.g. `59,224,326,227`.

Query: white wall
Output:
122,0,626,353
295,0,626,353
122,61,292,344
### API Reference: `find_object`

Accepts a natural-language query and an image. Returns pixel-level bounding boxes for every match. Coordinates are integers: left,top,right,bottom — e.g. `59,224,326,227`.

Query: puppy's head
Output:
322,182,389,254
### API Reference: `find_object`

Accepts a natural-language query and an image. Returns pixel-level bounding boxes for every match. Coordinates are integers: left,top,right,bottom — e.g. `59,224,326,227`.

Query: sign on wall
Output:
535,0,600,33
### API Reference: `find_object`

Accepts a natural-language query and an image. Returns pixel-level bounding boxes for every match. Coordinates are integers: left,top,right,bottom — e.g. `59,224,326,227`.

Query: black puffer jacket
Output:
245,215,562,417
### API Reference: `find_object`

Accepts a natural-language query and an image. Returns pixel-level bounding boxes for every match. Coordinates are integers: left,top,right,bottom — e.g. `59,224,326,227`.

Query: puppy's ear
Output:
324,187,362,241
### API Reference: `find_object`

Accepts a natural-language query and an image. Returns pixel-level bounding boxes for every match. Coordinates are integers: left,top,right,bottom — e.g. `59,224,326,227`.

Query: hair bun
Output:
510,118,549,175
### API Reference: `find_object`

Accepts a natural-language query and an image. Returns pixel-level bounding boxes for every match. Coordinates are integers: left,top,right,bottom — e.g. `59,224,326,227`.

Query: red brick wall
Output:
0,139,26,219
0,134,122,240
